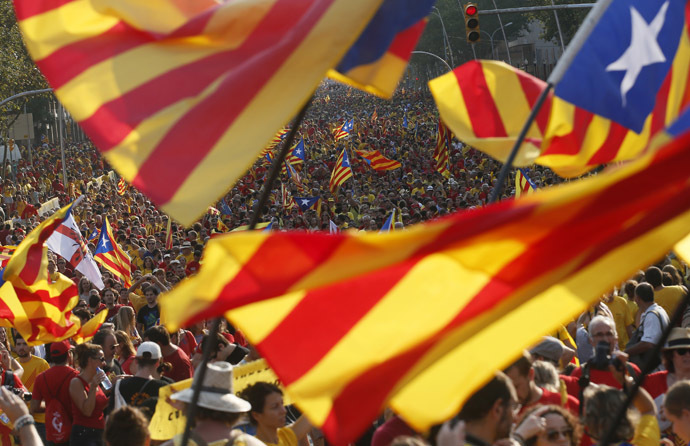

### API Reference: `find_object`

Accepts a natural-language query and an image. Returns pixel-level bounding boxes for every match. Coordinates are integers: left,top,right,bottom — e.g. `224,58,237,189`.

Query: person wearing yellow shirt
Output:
177,242,195,264
603,291,635,349
13,334,49,431
646,266,686,318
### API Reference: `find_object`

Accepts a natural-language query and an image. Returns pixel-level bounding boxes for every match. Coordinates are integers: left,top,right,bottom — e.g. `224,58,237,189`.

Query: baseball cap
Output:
136,341,162,359
50,340,73,356
529,336,564,364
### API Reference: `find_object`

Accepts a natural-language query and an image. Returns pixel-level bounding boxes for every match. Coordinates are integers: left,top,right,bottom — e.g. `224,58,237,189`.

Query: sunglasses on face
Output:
93,356,106,362
545,428,572,442
674,348,690,356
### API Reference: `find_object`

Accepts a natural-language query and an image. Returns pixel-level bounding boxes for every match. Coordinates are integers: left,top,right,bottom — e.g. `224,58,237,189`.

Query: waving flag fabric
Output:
286,139,306,166
14,0,393,226
47,211,104,289
3,201,103,345
94,217,132,287
431,0,690,177
329,148,353,193
380,209,395,232
334,119,354,141
434,120,451,178
295,197,320,212
329,0,435,98
116,178,126,196
160,126,690,444
165,218,173,251
285,160,305,193
515,169,537,198
355,147,401,171
0,246,16,268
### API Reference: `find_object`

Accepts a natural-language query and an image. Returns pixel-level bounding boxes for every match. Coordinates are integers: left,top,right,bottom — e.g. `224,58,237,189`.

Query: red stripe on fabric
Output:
386,20,426,60
128,0,336,204
17,285,79,313
650,72,672,137
181,233,347,326
455,62,508,138
515,70,551,134
540,106,594,156
18,213,66,285
36,21,152,90
587,123,629,165
258,259,420,385
13,0,76,21
80,0,334,156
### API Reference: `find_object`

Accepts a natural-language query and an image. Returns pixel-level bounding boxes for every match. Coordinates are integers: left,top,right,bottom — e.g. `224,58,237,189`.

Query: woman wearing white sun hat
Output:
162,362,265,446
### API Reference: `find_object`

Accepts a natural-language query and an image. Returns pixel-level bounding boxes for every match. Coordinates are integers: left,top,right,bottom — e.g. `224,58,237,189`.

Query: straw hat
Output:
171,362,251,413
664,327,690,350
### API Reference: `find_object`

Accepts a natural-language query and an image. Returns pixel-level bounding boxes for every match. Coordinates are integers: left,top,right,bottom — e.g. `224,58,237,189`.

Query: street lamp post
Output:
432,7,454,67
481,22,513,61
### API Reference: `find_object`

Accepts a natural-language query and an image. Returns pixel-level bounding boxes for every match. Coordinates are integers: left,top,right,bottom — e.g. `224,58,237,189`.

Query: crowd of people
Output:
0,84,688,446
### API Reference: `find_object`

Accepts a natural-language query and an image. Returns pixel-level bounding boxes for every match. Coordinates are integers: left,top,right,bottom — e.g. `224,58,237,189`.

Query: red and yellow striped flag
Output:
14,0,393,226
434,119,451,178
354,146,401,171
430,57,690,177
329,148,353,193
94,217,132,287
116,178,126,196
165,218,173,251
161,129,690,444
2,201,105,345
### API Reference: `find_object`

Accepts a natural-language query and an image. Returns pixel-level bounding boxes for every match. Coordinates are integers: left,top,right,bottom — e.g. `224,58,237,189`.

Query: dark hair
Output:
504,351,532,377
73,308,93,322
662,272,675,287
458,372,515,422
583,386,634,441
144,326,171,347
635,282,655,303
644,266,663,288
623,280,638,299
193,406,242,426
114,330,136,358
74,343,102,369
665,380,690,417
104,406,149,446
144,287,160,297
92,328,116,348
89,294,101,308
200,333,229,359
517,405,582,446
237,382,283,426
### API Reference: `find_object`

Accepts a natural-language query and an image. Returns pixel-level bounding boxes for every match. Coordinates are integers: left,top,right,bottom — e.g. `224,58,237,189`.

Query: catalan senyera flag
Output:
2,201,103,345
14,0,397,226
355,145,402,171
434,120,451,178
430,1,690,177
286,139,306,166
329,148,353,193
165,218,173,251
379,209,395,232
94,217,132,287
281,182,297,211
333,119,354,141
160,124,690,444
515,169,537,198
329,0,435,98
216,219,230,233
116,178,126,196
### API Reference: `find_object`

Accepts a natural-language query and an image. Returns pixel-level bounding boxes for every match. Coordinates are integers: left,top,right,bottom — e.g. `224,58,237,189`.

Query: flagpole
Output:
179,95,314,446
487,0,614,204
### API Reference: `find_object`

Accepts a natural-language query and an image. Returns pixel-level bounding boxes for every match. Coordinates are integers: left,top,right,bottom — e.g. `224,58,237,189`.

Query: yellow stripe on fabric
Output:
227,292,305,343
19,0,120,61
103,76,226,181
160,233,268,331
390,204,690,431
666,26,690,124
613,117,651,162
286,239,526,425
97,0,218,35
293,220,453,299
578,115,612,162
481,62,539,138
162,0,386,222
674,231,690,264
54,0,275,122
326,51,407,99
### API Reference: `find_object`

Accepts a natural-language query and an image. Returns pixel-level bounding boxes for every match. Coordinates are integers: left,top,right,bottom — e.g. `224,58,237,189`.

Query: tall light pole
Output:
480,22,513,61
432,6,454,67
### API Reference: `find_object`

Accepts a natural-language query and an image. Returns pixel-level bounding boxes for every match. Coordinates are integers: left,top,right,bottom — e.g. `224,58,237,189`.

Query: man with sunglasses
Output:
92,328,123,377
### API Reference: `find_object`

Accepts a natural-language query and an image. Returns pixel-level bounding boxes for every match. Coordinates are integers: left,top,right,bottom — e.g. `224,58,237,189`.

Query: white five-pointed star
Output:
606,1,669,106
101,237,109,248
300,199,310,206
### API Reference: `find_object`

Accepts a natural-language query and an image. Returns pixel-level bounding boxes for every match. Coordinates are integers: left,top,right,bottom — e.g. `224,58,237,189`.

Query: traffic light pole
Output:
488,0,613,204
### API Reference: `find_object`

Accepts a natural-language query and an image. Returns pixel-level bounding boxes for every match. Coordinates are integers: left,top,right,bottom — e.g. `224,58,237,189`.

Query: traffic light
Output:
464,3,480,43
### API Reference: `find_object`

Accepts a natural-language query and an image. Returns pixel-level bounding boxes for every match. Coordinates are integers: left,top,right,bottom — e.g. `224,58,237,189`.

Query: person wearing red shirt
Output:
144,326,193,383
504,351,579,416
69,343,109,446
31,340,78,446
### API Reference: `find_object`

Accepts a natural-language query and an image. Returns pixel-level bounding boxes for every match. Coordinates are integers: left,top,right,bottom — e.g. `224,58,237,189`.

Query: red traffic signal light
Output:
464,3,480,43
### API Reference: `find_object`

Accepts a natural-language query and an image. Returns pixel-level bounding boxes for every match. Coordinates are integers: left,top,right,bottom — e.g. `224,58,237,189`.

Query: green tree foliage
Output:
0,0,51,139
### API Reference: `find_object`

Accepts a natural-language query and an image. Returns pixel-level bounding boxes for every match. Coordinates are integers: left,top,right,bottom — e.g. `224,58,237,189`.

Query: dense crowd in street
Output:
0,84,688,446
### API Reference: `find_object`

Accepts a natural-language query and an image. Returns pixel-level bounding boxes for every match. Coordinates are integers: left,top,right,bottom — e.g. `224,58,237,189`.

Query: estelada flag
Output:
161,125,690,444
